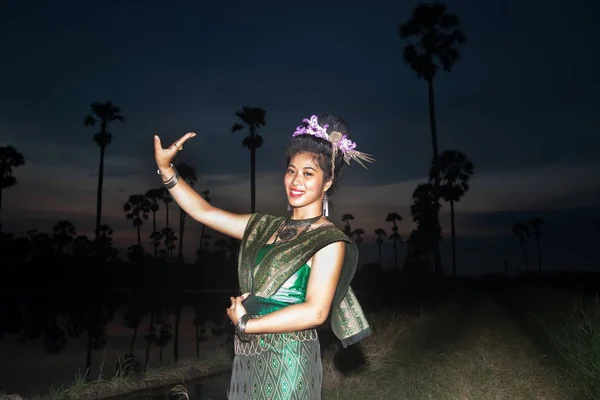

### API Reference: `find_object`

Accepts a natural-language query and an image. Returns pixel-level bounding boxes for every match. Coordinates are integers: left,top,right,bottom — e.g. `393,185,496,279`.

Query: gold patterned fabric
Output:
237,213,371,348
228,213,371,399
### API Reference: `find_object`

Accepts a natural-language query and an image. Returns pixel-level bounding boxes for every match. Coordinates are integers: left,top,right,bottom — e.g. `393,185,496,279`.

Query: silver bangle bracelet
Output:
235,314,253,342
162,171,180,189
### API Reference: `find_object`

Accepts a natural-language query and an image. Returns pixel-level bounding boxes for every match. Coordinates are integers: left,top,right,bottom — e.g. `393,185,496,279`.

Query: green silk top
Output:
244,244,311,317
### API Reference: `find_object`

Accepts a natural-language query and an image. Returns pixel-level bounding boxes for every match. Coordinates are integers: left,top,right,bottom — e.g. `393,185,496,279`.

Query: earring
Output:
287,204,291,211
322,194,329,217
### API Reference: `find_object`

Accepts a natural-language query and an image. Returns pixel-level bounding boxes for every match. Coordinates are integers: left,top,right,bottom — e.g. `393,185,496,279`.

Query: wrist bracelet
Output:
157,163,174,175
163,171,180,189
235,314,253,342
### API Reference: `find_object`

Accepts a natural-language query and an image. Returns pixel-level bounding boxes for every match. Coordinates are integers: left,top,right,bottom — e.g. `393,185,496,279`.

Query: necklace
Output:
274,215,322,243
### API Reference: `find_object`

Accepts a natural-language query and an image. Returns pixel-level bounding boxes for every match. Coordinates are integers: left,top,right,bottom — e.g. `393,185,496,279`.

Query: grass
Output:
542,293,600,399
23,347,232,400
323,293,568,400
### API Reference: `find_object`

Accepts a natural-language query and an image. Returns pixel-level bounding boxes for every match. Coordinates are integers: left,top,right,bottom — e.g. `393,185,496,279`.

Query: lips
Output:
289,189,304,198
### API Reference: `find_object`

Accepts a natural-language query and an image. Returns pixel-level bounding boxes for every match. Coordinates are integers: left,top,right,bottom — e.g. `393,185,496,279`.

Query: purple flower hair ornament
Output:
293,115,375,170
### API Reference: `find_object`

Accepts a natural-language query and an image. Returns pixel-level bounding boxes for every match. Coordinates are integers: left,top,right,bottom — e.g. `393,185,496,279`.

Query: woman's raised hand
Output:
154,132,197,171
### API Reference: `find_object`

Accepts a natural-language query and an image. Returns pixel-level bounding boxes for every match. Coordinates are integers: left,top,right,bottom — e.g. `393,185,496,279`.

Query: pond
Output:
114,371,231,400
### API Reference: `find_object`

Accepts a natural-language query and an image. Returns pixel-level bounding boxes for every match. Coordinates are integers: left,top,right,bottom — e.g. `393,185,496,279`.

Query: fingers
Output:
153,135,163,153
241,292,250,300
172,132,197,150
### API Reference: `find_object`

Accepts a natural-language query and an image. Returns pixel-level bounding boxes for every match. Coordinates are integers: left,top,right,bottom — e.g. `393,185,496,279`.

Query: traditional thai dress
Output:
228,213,371,400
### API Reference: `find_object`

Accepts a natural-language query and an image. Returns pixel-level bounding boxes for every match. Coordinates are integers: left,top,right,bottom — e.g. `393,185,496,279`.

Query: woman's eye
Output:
304,172,313,177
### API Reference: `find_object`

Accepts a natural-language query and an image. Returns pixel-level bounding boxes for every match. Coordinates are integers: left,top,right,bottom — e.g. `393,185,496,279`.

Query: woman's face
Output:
284,152,331,210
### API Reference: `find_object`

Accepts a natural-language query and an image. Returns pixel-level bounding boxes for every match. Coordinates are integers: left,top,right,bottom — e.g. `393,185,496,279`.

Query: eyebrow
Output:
288,164,317,171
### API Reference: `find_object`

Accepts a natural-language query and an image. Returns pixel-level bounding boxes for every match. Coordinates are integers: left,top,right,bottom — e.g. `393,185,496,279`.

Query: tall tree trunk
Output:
393,239,398,270
95,146,106,241
520,241,529,272
129,323,138,355
136,225,141,247
165,202,170,260
199,224,206,258
450,200,457,277
173,305,181,363
427,78,442,276
536,237,542,274
178,210,185,262
152,210,158,258
250,146,256,213
377,242,382,265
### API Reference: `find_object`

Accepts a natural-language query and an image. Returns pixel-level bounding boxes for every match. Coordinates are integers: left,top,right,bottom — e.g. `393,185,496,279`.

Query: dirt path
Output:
327,292,570,400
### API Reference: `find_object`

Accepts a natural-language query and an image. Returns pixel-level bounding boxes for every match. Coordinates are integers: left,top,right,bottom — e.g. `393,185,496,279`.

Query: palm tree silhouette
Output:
198,189,212,260
530,218,544,274
161,227,177,260
430,150,474,277
408,184,441,272
512,222,530,272
342,214,355,237
375,228,387,265
51,220,76,256
231,106,267,213
352,228,365,250
399,3,466,275
84,102,124,243
123,194,151,248
386,212,403,269
0,145,25,214
176,162,197,263
145,188,162,258
159,187,174,259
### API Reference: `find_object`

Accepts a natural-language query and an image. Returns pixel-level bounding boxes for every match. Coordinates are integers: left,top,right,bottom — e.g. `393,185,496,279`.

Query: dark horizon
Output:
1,0,599,274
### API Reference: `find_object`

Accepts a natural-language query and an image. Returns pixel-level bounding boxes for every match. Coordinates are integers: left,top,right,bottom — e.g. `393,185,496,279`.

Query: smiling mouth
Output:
289,189,304,197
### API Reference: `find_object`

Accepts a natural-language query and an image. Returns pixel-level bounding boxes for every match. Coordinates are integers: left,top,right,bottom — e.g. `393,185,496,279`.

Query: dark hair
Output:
284,113,350,196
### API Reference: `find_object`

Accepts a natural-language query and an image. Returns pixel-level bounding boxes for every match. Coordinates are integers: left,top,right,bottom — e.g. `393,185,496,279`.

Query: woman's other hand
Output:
226,292,250,325
154,132,196,171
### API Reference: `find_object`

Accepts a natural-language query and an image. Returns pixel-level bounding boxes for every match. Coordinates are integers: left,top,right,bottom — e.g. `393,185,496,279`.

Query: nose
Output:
291,172,303,187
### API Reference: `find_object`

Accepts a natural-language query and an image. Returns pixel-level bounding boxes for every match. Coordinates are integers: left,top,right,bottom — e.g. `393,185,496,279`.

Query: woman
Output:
154,113,373,399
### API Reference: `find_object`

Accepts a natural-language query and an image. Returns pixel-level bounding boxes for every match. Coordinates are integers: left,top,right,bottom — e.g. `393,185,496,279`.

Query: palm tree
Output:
386,212,403,269
145,188,162,258
430,150,474,277
399,2,466,275
375,228,387,265
231,106,267,213
51,220,76,256
512,222,530,272
352,228,365,250
161,227,177,260
159,187,174,259
176,163,197,263
342,214,355,237
198,189,212,261
530,218,544,274
406,184,441,272
0,145,25,213
123,194,151,248
84,102,124,243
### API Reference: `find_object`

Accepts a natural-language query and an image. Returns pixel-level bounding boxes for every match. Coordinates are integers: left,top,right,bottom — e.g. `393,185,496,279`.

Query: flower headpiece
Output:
292,115,375,176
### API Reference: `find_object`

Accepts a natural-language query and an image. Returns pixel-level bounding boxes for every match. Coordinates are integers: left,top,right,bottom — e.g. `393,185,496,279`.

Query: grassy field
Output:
324,289,568,400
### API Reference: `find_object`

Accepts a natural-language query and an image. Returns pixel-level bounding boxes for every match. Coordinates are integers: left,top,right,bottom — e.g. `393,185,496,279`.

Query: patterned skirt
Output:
228,329,322,399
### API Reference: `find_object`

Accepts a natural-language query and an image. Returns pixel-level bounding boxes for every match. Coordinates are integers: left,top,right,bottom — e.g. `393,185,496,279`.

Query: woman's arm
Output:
243,241,345,334
154,134,252,240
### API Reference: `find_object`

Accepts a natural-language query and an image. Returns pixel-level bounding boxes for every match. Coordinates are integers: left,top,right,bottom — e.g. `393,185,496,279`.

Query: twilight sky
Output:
1,0,598,274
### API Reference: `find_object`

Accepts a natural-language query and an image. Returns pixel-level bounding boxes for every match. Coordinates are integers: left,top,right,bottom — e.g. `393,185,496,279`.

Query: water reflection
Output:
116,371,230,400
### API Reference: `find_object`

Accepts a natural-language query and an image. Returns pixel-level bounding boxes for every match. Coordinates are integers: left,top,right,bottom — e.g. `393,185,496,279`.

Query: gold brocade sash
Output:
238,213,371,348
